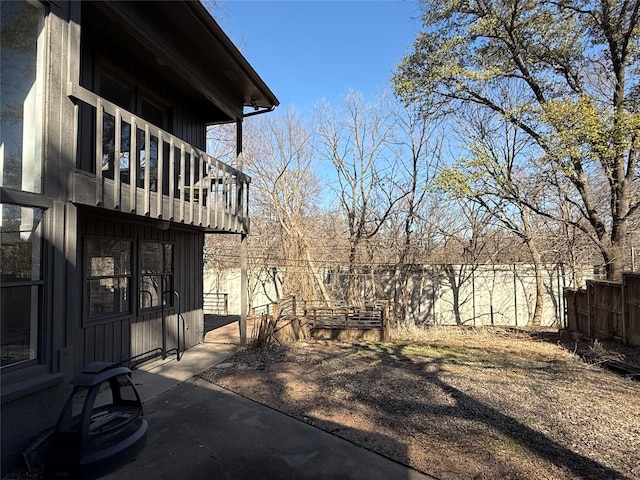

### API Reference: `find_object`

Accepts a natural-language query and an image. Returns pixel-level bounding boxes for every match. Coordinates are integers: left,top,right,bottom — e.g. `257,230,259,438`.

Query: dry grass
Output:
201,326,640,480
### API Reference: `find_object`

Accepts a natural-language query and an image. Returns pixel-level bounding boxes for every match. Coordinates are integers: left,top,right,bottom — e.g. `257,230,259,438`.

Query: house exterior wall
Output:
0,1,266,473
77,7,209,164
1,3,78,473
74,209,204,373
1,380,71,474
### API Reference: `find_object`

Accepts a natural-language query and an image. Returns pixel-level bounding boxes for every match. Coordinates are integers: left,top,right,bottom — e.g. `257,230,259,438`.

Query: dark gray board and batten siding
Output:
74,210,204,374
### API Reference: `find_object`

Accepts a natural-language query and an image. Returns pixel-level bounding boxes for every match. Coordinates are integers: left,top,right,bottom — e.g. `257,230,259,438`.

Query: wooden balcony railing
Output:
67,82,250,233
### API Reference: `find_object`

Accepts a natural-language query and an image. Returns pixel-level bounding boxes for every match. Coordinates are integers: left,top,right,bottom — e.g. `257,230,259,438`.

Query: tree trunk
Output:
443,264,463,326
521,213,543,327
527,240,544,327
605,219,628,281
391,263,403,326
347,243,358,304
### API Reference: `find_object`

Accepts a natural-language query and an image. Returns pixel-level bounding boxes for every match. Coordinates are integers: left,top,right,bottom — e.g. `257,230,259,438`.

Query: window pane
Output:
0,1,45,193
99,72,132,110
140,97,165,127
101,115,132,183
136,128,159,191
1,285,39,366
139,243,172,310
0,204,42,367
102,112,115,179
85,239,131,276
163,244,173,273
139,275,162,309
88,277,129,316
120,121,131,185
0,205,43,281
140,242,162,273
163,275,173,301
85,238,132,319
90,256,115,277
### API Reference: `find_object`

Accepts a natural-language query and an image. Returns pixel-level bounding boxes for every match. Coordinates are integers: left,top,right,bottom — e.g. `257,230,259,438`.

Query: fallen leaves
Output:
200,328,640,480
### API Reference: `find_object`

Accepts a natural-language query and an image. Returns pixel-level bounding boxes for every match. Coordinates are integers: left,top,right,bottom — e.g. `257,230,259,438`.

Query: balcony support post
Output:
237,119,247,346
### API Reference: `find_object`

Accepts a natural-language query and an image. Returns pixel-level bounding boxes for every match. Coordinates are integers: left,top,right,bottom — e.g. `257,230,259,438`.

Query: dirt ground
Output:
200,327,640,480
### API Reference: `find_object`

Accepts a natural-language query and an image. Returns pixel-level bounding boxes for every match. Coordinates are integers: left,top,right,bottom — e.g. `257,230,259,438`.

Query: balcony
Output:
67,83,249,234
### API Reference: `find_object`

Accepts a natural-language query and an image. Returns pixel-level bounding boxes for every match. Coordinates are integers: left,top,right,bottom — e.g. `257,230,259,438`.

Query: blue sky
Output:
215,1,423,114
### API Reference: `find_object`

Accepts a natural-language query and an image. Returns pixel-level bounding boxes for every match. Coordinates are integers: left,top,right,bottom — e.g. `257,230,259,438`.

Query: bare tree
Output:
206,122,236,166
385,100,443,325
242,107,330,302
315,91,405,304
436,201,494,326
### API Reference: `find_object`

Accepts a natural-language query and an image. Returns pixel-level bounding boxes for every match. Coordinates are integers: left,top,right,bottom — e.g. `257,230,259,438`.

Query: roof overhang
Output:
92,1,279,123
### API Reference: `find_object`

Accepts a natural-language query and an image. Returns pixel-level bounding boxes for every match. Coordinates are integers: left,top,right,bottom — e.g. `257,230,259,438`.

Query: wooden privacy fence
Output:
564,273,640,347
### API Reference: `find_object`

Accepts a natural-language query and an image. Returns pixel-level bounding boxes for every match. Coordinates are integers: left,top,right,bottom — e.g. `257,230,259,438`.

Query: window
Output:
0,1,46,193
85,238,132,319
99,71,134,111
139,242,173,310
95,69,172,193
0,204,43,367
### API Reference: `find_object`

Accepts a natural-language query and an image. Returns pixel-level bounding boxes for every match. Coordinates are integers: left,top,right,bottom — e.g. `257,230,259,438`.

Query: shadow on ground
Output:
202,339,637,480
100,373,433,480
204,314,240,335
